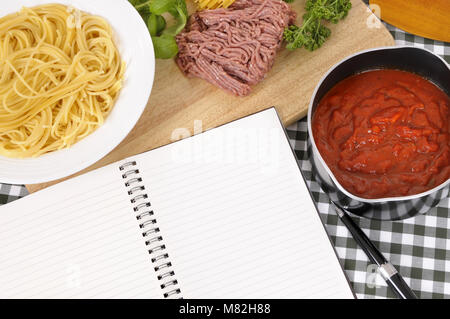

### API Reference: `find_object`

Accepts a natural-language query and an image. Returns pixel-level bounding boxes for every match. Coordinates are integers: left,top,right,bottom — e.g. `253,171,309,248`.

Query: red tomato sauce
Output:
312,69,450,199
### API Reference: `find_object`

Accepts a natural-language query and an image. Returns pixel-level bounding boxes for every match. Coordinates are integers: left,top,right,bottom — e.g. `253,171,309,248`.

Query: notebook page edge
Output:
272,109,356,299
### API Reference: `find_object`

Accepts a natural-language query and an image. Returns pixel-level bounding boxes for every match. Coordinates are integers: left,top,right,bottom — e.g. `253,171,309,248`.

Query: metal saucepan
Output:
307,46,450,220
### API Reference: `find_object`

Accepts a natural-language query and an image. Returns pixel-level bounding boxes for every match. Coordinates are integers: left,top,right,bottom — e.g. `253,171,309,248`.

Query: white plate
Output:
0,0,155,185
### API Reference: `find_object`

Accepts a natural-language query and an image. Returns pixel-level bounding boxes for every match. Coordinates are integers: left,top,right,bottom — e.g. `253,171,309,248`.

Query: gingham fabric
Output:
0,18,448,298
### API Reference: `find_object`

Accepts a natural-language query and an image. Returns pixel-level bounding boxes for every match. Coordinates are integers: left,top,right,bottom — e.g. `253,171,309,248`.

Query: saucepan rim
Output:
307,45,450,204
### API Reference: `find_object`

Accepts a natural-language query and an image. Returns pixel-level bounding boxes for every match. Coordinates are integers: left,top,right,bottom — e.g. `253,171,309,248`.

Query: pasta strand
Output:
0,4,125,158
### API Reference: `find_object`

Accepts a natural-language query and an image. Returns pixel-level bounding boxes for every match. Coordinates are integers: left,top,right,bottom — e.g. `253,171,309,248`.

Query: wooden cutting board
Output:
369,0,450,42
27,0,394,193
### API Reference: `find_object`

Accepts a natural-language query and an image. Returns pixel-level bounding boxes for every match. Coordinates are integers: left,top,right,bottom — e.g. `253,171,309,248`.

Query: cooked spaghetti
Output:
0,4,125,158
195,0,236,10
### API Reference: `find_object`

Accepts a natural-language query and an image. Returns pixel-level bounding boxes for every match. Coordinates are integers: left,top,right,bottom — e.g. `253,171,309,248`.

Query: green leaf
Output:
129,0,188,59
128,0,147,6
139,5,151,23
147,14,158,36
128,0,151,21
176,0,188,17
149,0,176,15
283,0,351,52
147,14,166,36
152,34,178,59
155,15,167,35
163,4,187,36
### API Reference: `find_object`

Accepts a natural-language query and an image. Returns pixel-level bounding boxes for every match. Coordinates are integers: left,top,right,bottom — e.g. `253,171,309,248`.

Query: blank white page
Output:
0,163,160,299
133,108,354,299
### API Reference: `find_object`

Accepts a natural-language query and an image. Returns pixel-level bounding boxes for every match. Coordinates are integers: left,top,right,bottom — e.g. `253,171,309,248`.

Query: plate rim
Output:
0,0,155,185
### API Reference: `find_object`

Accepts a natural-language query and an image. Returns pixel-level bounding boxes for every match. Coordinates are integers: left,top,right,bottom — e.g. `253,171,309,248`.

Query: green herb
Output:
152,34,180,59
129,0,188,59
147,14,166,36
283,0,352,51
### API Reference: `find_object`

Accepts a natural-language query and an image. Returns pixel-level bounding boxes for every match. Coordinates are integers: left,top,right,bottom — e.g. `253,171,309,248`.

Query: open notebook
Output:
0,108,354,299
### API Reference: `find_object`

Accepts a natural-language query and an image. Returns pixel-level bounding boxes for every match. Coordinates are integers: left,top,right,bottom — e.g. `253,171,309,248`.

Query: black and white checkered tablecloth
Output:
1,19,449,299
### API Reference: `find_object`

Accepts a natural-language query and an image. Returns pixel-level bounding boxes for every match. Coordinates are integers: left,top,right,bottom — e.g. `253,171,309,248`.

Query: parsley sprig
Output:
283,0,352,51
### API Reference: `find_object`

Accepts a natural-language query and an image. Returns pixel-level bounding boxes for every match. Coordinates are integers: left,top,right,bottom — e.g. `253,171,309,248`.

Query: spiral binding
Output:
120,161,182,299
